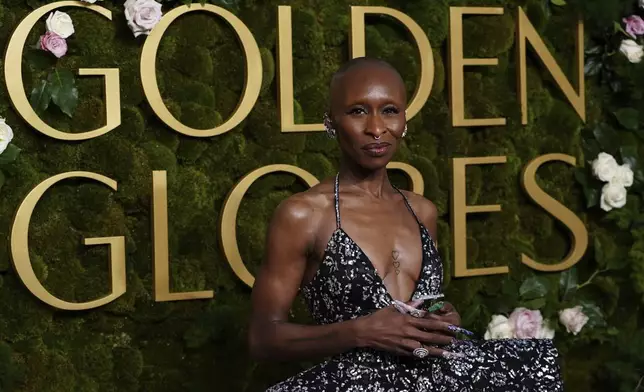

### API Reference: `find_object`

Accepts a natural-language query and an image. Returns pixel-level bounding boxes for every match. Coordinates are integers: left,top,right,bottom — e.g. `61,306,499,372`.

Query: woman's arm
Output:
249,192,460,362
247,195,363,361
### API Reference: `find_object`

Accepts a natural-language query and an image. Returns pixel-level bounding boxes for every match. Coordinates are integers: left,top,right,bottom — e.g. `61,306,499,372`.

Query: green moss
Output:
113,347,143,390
403,0,449,45
297,153,335,180
260,47,275,95
179,103,222,130
142,140,177,172
176,45,214,81
463,11,515,59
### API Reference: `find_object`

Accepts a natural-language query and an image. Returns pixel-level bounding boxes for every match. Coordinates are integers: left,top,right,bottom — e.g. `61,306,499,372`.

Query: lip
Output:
362,142,391,157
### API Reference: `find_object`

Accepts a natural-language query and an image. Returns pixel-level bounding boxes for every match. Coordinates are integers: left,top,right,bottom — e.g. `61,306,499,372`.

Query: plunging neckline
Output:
336,226,428,304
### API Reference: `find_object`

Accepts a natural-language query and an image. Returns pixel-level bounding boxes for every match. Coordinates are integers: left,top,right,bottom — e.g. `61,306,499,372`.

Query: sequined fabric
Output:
265,174,564,392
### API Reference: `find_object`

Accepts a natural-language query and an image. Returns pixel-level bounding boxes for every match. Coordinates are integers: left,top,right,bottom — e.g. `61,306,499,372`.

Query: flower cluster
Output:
124,0,163,38
39,11,75,58
484,306,589,340
620,4,644,63
591,152,633,211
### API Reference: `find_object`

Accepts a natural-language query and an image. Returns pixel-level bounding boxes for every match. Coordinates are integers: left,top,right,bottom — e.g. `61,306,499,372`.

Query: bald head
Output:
329,57,406,111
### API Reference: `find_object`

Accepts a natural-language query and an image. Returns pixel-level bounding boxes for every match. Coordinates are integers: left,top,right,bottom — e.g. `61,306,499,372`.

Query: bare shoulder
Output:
269,179,334,230
399,190,439,237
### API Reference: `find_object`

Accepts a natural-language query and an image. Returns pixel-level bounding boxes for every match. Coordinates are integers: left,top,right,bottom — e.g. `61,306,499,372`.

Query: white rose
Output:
124,0,163,38
620,39,644,63
600,182,628,211
559,306,589,335
45,11,75,39
484,315,515,340
536,321,555,339
612,164,634,187
592,152,619,182
0,117,14,155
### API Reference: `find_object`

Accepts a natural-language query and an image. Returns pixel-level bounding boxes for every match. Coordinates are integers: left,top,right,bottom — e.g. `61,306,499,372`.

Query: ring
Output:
410,309,424,318
412,344,429,359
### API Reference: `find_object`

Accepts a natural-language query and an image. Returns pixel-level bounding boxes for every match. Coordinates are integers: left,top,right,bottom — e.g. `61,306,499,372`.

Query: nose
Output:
365,113,386,139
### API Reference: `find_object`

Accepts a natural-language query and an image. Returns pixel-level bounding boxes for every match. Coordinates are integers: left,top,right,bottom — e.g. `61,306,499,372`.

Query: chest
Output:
333,200,424,280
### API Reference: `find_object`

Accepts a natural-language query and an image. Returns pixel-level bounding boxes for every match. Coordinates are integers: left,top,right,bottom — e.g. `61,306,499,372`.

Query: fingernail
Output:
426,301,444,313
442,351,466,360
448,325,475,337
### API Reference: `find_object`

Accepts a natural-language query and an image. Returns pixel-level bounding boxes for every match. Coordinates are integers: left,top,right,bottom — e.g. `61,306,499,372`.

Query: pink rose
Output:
39,31,67,58
508,307,543,339
624,15,644,38
558,306,589,335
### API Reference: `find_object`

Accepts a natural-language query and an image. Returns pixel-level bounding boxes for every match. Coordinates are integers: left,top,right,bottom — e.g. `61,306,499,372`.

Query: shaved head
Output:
329,57,406,112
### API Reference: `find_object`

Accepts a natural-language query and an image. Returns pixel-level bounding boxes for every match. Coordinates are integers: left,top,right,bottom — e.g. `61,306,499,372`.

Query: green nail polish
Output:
426,301,444,313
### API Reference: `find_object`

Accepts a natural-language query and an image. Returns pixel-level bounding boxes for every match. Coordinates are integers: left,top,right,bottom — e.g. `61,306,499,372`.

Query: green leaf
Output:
620,144,638,170
579,300,606,328
614,108,639,131
594,236,606,267
0,144,22,165
0,169,5,191
560,267,578,300
550,0,566,6
593,124,620,154
574,168,600,208
519,276,549,300
522,297,547,309
581,136,601,162
584,58,602,76
47,69,78,118
29,79,51,116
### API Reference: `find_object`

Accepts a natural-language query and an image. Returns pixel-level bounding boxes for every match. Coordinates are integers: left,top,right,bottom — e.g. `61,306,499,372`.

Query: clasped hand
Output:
356,301,464,358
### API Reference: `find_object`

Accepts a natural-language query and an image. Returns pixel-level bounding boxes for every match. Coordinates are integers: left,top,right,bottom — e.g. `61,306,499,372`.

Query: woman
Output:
248,57,564,391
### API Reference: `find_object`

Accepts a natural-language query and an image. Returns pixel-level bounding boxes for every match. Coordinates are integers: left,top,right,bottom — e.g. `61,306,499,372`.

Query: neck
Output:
337,157,392,198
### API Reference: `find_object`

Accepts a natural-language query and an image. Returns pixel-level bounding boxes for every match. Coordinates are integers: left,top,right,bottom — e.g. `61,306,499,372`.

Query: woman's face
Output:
330,64,407,171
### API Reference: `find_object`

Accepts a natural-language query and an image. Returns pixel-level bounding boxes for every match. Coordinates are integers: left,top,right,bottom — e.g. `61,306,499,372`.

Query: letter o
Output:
140,4,262,137
220,165,319,288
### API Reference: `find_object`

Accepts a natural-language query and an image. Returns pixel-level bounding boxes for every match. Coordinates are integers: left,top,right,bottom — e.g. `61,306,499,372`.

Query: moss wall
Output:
0,0,641,391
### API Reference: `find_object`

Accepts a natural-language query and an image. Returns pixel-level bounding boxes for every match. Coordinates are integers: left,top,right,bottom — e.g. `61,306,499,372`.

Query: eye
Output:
347,107,367,115
383,106,400,115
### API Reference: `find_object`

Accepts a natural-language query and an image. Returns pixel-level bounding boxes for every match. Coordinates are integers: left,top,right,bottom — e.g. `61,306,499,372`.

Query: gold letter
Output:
152,171,214,301
11,172,126,310
220,165,319,287
451,156,509,277
449,7,506,127
517,7,585,124
351,7,434,122
5,2,120,141
141,4,262,137
277,6,323,132
521,154,588,271
387,162,425,195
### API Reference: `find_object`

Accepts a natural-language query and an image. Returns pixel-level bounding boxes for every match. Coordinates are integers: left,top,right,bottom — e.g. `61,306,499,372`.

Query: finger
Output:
408,329,455,346
398,339,425,357
408,317,455,335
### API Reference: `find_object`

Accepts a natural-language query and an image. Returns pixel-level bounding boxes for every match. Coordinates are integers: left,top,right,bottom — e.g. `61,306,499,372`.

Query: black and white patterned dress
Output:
266,174,564,392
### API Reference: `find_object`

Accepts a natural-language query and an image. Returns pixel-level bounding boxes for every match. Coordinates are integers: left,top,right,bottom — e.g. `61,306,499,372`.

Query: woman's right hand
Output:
353,305,462,358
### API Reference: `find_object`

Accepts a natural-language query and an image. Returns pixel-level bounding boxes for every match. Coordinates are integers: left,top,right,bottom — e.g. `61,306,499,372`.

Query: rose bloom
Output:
624,15,644,38
508,308,544,339
559,306,589,335
39,31,68,58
